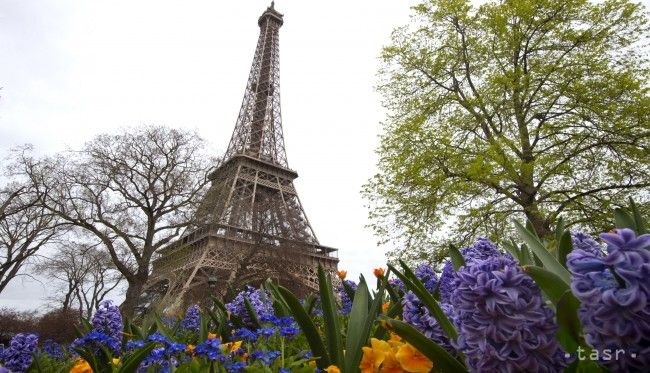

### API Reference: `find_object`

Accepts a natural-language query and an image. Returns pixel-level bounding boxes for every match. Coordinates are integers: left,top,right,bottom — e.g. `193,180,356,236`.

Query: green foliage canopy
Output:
364,0,650,260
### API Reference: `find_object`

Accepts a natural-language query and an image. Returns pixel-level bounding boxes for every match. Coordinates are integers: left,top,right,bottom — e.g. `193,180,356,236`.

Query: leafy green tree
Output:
364,0,650,260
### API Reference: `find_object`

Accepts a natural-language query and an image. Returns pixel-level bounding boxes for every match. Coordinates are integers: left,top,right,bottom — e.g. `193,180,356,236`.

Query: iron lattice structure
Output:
141,3,339,311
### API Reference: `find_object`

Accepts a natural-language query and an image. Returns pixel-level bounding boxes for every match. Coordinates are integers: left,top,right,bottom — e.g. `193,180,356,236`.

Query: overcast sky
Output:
0,1,417,310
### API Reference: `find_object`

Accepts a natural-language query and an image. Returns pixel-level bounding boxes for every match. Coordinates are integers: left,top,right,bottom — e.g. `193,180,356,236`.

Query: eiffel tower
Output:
141,3,339,310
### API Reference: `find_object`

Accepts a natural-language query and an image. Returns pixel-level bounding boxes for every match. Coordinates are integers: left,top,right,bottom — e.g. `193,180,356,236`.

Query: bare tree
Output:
36,241,123,318
0,181,62,293
21,126,215,317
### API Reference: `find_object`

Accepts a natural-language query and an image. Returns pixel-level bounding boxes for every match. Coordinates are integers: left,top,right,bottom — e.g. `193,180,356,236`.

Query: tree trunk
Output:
120,278,146,319
524,208,552,239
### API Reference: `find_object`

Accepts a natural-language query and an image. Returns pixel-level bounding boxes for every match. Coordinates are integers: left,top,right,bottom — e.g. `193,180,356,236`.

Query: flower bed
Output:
1,205,649,372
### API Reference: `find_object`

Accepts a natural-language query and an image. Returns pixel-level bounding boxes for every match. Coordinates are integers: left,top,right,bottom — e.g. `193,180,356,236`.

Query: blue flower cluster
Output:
567,229,650,371
279,326,299,339
137,333,187,373
91,300,123,347
125,340,145,350
250,350,281,364
138,347,172,373
0,333,38,373
225,286,274,327
194,337,222,361
336,279,358,315
179,304,200,331
439,237,500,303
451,254,568,372
228,315,299,344
73,331,121,353
233,327,258,342
39,339,64,360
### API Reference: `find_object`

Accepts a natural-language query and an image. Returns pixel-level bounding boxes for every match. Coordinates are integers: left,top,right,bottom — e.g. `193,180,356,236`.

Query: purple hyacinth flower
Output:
414,264,438,293
572,232,604,255
402,291,455,353
180,304,200,331
1,333,38,373
451,255,568,372
439,237,501,303
568,229,650,371
225,287,274,328
336,279,358,315
91,300,123,346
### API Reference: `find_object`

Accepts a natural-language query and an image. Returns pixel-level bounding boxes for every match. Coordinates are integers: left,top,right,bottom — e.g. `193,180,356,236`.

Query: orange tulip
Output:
360,345,385,373
337,270,347,279
69,358,93,373
325,365,341,373
395,343,433,373
373,268,386,277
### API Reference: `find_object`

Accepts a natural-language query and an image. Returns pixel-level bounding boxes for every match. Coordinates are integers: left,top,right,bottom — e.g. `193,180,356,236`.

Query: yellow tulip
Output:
360,345,385,373
325,365,341,373
395,343,433,373
368,338,403,373
69,358,93,373
207,332,218,339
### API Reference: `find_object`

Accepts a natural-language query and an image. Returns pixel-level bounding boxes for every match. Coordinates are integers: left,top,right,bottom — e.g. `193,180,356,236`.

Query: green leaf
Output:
522,266,569,305
614,208,636,230
448,244,465,270
243,296,262,329
526,220,540,239
130,323,145,340
147,319,158,336
302,294,317,314
26,352,44,373
556,290,585,353
119,342,157,373
210,296,228,316
344,279,370,372
199,310,210,342
73,348,102,373
381,318,468,373
277,285,331,369
557,231,573,269
264,279,291,317
383,275,401,302
629,198,648,234
206,307,222,327
514,221,571,285
502,240,523,264
520,244,534,267
318,265,344,368
555,216,565,244
73,324,85,339
80,317,93,333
